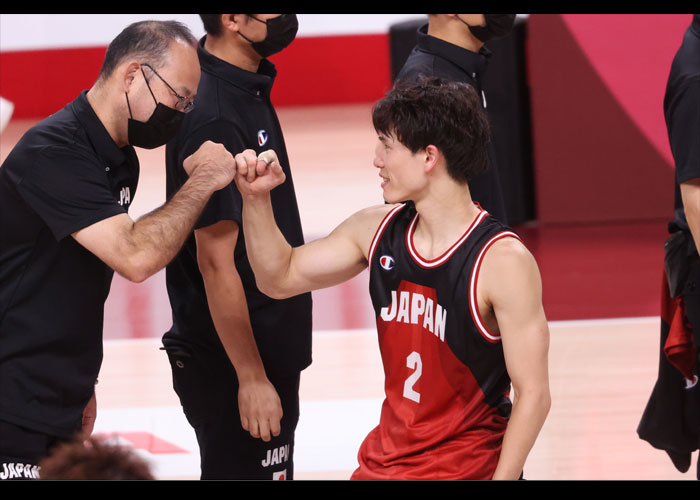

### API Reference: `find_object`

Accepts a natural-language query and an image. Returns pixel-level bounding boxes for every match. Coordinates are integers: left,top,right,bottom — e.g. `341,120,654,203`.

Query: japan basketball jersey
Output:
352,201,519,480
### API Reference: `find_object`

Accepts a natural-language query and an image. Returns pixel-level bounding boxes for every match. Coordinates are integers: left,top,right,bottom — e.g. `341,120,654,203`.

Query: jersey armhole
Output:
367,204,406,265
468,231,521,343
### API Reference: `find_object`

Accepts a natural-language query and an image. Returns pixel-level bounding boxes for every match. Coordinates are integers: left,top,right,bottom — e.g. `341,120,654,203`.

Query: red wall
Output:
527,14,690,224
0,33,393,119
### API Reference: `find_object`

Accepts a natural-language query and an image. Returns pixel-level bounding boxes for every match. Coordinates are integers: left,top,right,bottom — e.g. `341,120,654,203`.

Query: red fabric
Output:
660,271,698,381
352,280,507,480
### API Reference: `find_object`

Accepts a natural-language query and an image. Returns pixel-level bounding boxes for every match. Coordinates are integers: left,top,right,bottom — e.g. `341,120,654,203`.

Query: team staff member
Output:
234,77,550,480
666,14,700,259
395,14,516,223
638,14,700,478
162,14,311,480
0,20,237,480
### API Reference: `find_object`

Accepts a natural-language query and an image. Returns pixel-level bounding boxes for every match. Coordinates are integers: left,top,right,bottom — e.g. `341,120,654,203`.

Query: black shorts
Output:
0,420,67,480
164,344,301,480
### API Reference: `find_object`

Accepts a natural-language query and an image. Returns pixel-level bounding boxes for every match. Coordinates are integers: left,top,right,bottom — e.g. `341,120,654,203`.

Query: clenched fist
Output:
234,149,286,198
183,141,236,192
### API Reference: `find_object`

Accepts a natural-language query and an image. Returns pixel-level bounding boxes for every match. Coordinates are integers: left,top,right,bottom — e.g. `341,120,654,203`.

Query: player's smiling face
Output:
373,132,427,204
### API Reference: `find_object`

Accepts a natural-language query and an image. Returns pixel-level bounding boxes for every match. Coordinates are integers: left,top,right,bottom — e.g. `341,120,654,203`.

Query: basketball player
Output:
233,77,551,480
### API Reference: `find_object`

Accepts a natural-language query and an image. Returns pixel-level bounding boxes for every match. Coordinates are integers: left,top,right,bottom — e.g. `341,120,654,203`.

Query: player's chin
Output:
381,187,404,205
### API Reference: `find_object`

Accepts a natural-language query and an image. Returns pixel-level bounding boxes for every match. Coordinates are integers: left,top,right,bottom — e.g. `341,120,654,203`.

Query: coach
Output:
0,20,236,479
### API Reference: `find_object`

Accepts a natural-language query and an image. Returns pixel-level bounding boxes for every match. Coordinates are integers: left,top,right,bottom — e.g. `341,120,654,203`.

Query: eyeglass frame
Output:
140,62,195,113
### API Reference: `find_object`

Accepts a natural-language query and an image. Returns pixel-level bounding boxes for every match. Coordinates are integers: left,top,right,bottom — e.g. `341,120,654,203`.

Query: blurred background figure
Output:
394,14,517,224
637,13,700,480
38,436,154,480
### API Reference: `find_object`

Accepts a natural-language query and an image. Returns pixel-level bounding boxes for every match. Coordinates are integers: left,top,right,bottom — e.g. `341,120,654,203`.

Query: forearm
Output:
241,194,295,298
202,268,267,382
122,173,217,282
681,180,700,254
492,388,551,480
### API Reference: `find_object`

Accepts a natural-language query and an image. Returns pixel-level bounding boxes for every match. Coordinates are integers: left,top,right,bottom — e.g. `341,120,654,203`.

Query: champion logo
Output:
379,255,395,271
257,130,268,146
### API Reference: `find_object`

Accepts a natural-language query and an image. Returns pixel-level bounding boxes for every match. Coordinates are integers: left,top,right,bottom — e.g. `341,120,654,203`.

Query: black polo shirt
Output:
395,24,507,224
667,15,700,234
163,37,312,378
0,91,139,437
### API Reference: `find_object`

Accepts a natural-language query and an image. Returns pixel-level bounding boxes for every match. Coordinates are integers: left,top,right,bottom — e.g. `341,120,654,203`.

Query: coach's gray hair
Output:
97,20,197,82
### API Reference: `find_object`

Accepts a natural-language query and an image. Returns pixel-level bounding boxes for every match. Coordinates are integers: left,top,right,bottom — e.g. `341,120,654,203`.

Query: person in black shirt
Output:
162,14,311,480
395,14,516,224
0,20,237,480
666,14,700,256
638,14,700,479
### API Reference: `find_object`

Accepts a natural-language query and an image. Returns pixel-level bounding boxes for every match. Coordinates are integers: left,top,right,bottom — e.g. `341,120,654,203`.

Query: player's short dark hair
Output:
38,436,155,480
98,20,197,81
372,76,491,184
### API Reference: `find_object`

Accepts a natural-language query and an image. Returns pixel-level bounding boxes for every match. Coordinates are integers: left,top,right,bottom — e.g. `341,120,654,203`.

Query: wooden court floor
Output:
1,104,696,480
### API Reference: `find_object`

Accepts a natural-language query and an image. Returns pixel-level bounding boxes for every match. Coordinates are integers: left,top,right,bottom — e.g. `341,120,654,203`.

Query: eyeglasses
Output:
140,63,195,113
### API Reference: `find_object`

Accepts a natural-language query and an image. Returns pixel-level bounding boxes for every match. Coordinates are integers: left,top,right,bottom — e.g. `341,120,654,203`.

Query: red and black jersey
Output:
352,201,519,480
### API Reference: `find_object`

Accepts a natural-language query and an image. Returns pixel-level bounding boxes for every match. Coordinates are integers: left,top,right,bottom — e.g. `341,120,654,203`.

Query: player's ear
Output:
423,145,440,174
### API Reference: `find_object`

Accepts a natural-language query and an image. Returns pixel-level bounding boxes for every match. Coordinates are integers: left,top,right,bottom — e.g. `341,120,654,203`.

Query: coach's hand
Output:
183,140,236,192
238,378,283,442
234,149,286,198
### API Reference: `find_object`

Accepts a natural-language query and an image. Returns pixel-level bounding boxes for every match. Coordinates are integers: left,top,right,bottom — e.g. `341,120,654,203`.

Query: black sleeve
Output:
176,120,249,230
14,145,126,241
668,78,700,184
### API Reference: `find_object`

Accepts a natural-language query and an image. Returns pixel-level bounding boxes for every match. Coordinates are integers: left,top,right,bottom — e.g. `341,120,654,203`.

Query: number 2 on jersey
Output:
403,351,422,403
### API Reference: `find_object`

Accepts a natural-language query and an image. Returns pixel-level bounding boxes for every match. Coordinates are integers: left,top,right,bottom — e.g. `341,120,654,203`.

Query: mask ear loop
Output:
124,65,158,119
125,92,134,119
140,66,159,104
238,14,267,45
247,14,267,25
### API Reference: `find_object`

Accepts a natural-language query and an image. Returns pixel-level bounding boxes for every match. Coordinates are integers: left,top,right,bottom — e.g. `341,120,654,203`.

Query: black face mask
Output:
459,14,516,43
240,14,299,58
125,67,186,150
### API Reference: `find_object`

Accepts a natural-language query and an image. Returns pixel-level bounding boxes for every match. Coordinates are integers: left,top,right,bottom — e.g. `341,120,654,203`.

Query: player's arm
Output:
72,141,235,283
479,238,551,480
680,178,700,254
194,219,282,442
233,149,392,298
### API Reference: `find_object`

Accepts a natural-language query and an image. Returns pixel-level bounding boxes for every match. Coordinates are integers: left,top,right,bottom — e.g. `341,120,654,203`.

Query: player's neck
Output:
412,185,480,257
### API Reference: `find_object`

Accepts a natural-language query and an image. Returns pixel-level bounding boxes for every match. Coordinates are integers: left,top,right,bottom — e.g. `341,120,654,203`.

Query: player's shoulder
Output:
484,232,532,261
480,232,540,285
351,203,406,230
333,204,405,250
